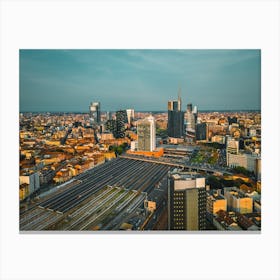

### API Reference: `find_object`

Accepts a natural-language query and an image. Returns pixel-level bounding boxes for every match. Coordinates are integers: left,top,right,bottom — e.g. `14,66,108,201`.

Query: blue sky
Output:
20,49,261,112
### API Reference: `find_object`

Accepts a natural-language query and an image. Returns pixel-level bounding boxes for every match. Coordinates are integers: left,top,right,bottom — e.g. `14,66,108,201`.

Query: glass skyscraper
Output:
89,102,101,124
167,93,184,138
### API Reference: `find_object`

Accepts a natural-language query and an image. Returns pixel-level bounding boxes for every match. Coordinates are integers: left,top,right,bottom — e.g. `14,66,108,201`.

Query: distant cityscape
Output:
20,91,261,231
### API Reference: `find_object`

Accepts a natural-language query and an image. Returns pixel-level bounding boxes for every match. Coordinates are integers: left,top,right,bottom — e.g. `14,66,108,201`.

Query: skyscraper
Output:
126,109,135,125
167,90,184,138
106,111,112,121
192,105,198,124
105,119,117,136
115,110,128,138
168,171,207,230
187,103,192,113
196,122,209,141
185,103,198,141
137,115,156,152
89,102,101,124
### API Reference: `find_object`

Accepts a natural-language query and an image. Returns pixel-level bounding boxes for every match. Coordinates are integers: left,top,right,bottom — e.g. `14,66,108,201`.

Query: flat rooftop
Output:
171,171,203,181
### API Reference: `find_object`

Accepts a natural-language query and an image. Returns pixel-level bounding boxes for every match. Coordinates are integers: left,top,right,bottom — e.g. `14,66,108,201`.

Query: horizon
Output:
20,109,261,114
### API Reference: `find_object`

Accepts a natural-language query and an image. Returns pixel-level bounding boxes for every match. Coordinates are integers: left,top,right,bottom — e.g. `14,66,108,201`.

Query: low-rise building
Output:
236,212,259,230
211,135,225,144
213,210,242,231
224,187,253,214
127,147,164,158
207,190,227,215
19,172,40,199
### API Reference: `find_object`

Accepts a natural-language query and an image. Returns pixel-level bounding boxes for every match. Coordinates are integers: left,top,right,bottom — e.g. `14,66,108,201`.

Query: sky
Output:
20,49,261,112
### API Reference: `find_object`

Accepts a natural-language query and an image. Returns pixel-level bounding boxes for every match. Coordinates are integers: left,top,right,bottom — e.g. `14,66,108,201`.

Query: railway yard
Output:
20,157,171,231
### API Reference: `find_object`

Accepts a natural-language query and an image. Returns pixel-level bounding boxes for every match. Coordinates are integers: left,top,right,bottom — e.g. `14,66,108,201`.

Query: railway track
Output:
20,158,171,230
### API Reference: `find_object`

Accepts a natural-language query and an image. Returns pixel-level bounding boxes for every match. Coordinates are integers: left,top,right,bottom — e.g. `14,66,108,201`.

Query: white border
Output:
1,1,279,280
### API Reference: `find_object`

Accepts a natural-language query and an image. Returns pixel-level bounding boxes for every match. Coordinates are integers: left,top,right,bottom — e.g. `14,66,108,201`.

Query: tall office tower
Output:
185,111,195,131
167,91,184,138
126,109,135,125
168,171,207,230
137,115,156,152
192,105,198,124
89,102,101,123
106,111,112,121
195,122,209,141
185,103,197,131
185,103,196,141
115,110,128,138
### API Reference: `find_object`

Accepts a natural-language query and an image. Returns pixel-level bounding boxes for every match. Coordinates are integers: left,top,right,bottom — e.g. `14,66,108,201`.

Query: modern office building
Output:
168,171,207,230
167,92,184,138
185,110,195,131
195,122,209,141
89,102,101,123
185,103,198,140
106,111,112,121
137,115,156,152
192,105,198,124
126,109,135,125
186,103,192,113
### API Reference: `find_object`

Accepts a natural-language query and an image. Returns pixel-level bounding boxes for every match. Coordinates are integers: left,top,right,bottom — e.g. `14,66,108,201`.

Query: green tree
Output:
232,166,253,177
207,175,222,189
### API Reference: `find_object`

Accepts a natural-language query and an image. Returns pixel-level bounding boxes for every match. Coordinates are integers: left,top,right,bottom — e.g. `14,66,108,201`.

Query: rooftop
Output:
171,171,203,181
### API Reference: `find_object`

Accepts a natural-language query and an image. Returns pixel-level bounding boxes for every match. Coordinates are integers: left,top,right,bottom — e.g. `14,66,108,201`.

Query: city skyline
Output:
20,49,261,112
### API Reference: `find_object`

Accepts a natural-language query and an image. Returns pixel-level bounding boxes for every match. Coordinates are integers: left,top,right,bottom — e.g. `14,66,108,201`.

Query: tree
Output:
207,175,222,189
232,166,253,177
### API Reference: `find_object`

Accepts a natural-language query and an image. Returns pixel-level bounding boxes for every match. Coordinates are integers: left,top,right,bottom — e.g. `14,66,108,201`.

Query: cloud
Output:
20,49,261,112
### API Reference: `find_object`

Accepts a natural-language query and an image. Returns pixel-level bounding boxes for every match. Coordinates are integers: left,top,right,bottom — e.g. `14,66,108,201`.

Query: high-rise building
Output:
137,115,156,152
126,109,135,125
192,105,198,124
185,110,195,131
106,111,112,121
187,103,192,113
168,171,207,230
167,91,184,138
226,136,239,165
196,122,209,141
89,102,101,123
105,119,117,136
115,110,128,138
185,103,198,141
